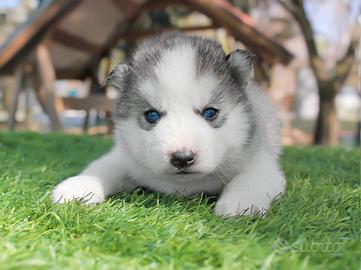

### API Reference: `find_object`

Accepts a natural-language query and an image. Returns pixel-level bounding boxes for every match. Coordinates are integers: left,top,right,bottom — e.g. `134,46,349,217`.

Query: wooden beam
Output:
62,96,116,111
122,25,218,40
52,28,102,54
55,69,83,80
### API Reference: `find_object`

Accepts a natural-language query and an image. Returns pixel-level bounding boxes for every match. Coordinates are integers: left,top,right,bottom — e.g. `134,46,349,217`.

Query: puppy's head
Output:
108,33,254,179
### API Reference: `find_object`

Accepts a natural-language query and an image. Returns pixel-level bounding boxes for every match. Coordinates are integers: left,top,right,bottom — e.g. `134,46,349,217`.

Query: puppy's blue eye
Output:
144,110,161,124
202,108,219,121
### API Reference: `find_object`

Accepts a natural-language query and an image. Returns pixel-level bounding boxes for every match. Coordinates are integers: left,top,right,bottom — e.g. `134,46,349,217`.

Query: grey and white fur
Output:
52,33,285,217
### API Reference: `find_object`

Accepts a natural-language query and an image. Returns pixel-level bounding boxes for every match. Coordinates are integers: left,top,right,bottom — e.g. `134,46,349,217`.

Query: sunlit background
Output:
0,0,360,147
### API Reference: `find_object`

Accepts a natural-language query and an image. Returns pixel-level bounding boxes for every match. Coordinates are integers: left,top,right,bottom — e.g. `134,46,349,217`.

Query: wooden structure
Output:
0,0,293,131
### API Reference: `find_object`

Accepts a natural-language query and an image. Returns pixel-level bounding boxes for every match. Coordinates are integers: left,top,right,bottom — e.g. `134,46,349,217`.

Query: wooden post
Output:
83,110,90,132
83,66,102,133
23,65,34,130
24,80,32,130
7,66,26,130
103,54,114,134
31,69,51,121
35,43,62,131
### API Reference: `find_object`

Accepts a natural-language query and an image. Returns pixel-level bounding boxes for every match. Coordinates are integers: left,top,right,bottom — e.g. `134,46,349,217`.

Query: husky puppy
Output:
52,33,285,217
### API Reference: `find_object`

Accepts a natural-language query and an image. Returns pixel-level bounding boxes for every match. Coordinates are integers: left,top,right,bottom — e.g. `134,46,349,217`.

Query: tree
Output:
276,0,359,145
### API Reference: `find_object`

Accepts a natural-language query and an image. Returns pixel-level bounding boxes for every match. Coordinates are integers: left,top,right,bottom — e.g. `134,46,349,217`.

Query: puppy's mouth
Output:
175,170,201,175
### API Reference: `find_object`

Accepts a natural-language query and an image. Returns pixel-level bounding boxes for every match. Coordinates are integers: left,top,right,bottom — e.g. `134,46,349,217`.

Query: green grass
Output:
0,132,359,270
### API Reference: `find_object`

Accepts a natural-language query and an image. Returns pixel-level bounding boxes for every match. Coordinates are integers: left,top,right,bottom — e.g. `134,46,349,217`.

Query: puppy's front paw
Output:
52,176,105,204
215,195,270,217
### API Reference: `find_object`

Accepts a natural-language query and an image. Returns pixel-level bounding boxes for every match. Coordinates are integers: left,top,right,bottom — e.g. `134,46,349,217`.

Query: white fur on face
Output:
140,45,214,110
118,45,250,179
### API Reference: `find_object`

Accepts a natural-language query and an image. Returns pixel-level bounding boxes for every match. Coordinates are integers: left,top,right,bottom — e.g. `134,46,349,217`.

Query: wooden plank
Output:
52,28,102,54
134,0,183,14
109,0,137,18
62,96,116,111
80,0,176,78
35,43,62,131
110,0,181,19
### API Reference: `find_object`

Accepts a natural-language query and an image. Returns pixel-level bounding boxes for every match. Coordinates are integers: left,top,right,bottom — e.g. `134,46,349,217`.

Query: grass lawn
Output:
0,132,359,270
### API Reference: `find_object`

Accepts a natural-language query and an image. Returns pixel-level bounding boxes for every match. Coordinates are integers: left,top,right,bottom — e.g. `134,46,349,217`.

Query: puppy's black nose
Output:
170,150,195,169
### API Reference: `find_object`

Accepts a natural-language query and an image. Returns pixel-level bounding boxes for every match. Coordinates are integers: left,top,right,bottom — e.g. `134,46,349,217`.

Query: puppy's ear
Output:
106,63,133,90
226,49,255,86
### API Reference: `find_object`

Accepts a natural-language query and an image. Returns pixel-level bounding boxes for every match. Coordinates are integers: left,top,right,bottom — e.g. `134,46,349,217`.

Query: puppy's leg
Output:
52,148,136,204
215,150,285,217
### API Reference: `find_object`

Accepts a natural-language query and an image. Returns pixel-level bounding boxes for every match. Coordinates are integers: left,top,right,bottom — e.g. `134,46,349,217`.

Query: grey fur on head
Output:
107,63,133,90
107,32,255,120
226,49,255,87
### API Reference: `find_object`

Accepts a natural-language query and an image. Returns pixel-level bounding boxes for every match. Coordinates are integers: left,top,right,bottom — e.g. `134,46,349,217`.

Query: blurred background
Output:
0,0,359,147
